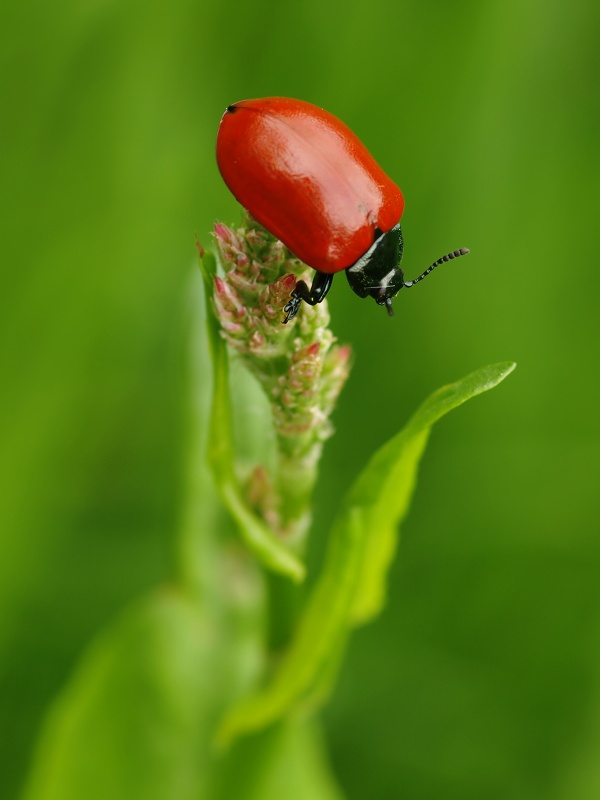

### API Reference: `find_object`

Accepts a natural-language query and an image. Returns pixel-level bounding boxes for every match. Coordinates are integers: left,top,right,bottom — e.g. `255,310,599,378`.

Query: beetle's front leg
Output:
283,271,334,324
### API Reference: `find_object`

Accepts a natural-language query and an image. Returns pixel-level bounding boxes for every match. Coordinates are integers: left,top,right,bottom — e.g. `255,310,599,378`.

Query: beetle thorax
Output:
345,224,405,305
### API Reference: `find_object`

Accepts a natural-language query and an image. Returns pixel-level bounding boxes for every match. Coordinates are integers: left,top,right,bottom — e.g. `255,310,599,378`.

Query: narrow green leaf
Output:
199,252,305,583
350,360,517,623
215,361,516,745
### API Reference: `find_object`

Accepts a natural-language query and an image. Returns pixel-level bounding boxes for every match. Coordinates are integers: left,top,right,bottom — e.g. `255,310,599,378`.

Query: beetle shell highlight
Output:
216,97,405,274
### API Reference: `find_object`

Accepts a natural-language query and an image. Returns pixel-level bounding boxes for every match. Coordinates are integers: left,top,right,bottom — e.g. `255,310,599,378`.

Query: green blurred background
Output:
2,0,600,797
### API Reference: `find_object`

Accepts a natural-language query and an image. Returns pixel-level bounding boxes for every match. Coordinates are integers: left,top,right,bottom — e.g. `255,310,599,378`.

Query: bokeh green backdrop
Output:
2,0,600,797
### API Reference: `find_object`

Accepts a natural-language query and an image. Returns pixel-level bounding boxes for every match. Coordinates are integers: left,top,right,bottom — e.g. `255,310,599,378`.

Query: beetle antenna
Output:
403,247,470,288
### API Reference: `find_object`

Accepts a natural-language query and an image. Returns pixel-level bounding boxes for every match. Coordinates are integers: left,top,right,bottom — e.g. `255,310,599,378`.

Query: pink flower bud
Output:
214,276,245,319
213,222,236,245
260,274,297,319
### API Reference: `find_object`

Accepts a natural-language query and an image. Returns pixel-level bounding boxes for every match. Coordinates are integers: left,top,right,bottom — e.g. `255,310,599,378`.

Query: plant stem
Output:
276,441,322,543
266,571,302,652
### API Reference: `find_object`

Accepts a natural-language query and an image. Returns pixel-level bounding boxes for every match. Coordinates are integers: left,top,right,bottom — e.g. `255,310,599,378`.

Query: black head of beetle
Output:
283,225,469,323
345,224,405,316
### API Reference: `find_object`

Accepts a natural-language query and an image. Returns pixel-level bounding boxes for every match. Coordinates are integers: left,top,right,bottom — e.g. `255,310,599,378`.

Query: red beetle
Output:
216,97,468,323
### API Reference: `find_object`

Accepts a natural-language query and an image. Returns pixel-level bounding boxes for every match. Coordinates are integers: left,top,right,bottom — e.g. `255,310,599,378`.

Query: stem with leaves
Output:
198,214,516,751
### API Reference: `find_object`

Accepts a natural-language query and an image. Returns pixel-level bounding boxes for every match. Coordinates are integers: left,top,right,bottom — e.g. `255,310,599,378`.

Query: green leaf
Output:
350,360,517,624
20,586,344,800
199,251,305,583
215,362,516,745
20,591,225,800
213,719,345,800
214,508,364,749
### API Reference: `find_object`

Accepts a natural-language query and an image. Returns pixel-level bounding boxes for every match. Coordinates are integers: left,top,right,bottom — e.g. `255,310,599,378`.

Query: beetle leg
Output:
283,271,333,324
283,295,302,324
